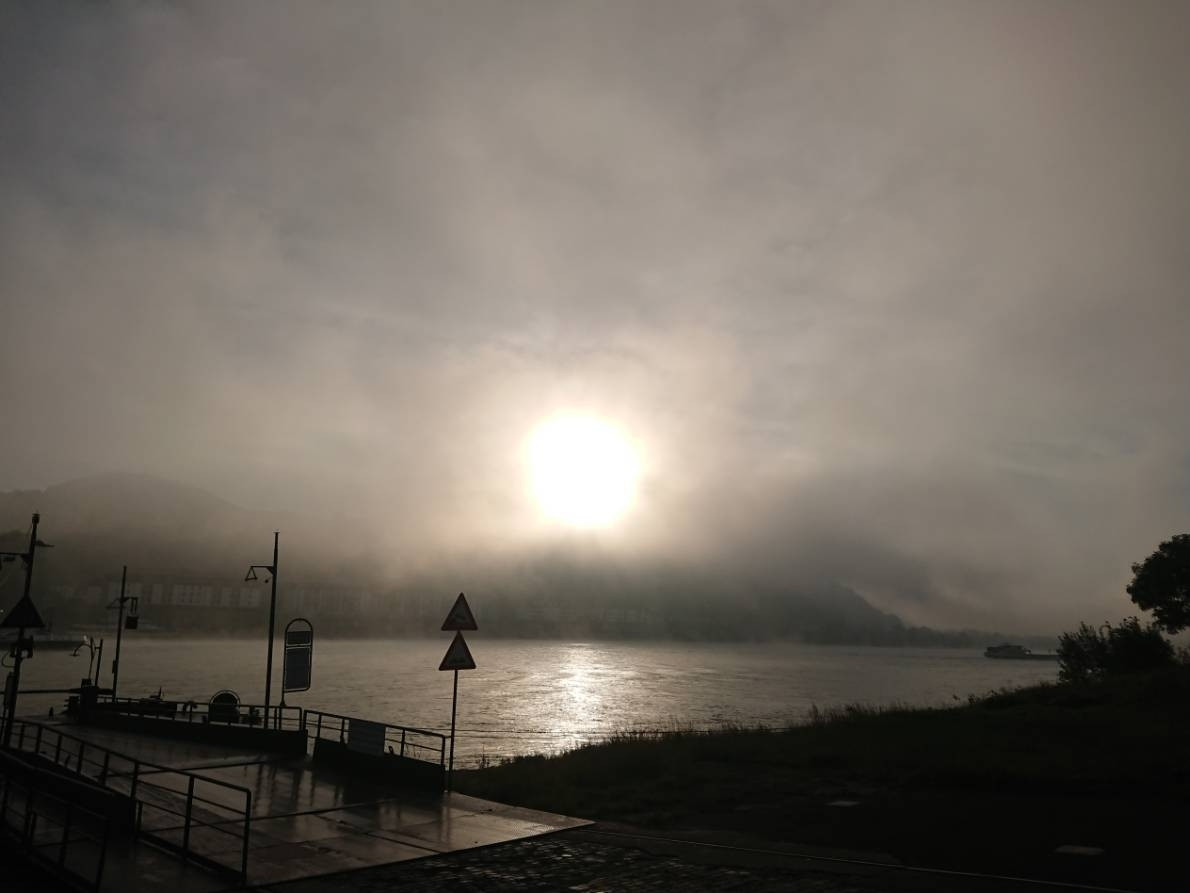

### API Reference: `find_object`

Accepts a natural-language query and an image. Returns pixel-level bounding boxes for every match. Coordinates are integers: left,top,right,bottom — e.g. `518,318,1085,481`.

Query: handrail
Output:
5,719,253,884
304,708,443,740
98,695,305,732
0,748,111,891
304,708,447,767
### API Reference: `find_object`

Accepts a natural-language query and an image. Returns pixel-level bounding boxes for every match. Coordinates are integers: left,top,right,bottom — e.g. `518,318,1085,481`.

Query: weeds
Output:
456,667,1190,826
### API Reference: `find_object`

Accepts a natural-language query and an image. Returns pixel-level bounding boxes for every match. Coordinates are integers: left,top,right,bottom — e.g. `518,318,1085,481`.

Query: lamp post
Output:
106,565,138,702
245,532,280,729
1,512,50,747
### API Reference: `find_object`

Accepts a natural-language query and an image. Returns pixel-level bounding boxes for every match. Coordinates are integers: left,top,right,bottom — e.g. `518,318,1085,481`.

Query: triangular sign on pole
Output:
438,631,476,671
0,595,45,630
441,593,477,631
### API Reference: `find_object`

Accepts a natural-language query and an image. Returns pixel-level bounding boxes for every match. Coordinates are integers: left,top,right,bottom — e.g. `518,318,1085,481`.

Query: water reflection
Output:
554,644,604,751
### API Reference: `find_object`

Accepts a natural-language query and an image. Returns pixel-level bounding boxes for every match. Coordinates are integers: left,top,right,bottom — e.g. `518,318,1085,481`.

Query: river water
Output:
14,638,1056,766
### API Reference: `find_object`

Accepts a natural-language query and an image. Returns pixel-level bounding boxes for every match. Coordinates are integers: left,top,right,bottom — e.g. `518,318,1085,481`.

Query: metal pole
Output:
2,627,23,746
2,513,40,748
447,668,459,791
95,638,104,688
263,531,279,730
112,566,127,701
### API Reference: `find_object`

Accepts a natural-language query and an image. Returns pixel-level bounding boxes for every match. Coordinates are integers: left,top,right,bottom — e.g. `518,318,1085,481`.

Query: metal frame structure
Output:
0,750,111,891
5,718,253,884
304,708,447,766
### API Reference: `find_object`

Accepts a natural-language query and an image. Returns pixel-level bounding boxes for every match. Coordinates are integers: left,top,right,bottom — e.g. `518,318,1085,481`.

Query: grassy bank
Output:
457,668,1190,888
460,668,1190,821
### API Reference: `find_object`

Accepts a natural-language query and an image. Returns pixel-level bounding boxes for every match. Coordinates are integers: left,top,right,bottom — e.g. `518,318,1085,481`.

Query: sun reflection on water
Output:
553,644,606,751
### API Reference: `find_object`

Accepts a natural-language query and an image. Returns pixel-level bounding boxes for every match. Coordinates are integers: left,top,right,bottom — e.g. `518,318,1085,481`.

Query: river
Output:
13,637,1057,766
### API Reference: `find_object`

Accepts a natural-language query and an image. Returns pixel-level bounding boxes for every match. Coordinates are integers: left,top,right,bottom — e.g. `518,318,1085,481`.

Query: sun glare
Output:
529,416,639,528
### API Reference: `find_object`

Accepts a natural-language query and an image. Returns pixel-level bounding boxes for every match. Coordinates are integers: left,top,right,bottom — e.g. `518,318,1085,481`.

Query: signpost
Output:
442,593,478,631
1,513,49,747
282,618,314,704
439,593,477,790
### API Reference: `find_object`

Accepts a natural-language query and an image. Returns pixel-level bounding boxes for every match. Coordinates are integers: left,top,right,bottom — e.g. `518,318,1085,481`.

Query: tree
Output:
1127,533,1190,632
1057,617,1175,683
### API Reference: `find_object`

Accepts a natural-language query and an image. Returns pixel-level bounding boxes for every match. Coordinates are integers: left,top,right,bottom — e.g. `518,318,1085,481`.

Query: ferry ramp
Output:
17,715,587,888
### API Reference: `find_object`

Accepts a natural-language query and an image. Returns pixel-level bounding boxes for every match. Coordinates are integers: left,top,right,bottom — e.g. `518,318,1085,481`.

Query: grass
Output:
455,668,1190,888
461,669,1190,814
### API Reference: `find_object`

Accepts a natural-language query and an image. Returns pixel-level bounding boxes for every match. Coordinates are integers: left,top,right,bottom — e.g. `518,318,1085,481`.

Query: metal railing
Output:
99,695,305,732
305,708,447,766
0,750,111,891
5,719,252,884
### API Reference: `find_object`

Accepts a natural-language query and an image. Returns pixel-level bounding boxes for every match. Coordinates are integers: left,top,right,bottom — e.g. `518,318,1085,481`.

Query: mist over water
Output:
17,639,1056,766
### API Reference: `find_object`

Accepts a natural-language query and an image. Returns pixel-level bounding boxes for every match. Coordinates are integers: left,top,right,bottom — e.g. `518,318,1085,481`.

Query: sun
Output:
528,415,640,528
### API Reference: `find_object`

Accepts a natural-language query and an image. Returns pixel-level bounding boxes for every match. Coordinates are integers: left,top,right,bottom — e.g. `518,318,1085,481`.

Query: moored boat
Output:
984,643,1058,660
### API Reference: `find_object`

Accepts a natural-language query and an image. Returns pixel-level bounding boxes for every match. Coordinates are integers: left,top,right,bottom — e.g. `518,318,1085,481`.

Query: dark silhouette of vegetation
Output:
1056,617,1175,683
460,669,1190,889
1127,533,1190,632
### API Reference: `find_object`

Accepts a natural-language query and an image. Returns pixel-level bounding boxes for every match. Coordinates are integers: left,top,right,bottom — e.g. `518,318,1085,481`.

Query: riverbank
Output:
457,668,1190,890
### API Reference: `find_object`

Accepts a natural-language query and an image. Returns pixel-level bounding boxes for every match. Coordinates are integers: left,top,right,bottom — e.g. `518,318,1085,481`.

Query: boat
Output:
984,643,1058,660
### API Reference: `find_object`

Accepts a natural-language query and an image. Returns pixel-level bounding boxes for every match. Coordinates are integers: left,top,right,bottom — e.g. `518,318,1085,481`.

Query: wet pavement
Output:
18,721,1115,892
35,719,589,889
255,826,1053,893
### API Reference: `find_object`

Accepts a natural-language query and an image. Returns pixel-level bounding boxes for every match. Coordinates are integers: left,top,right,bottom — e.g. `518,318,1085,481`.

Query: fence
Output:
0,750,111,892
5,719,252,884
304,708,447,766
97,695,304,732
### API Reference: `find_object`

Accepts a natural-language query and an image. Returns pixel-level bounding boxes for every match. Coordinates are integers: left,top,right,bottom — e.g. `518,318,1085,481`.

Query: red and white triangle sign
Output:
441,593,478,631
439,631,476,671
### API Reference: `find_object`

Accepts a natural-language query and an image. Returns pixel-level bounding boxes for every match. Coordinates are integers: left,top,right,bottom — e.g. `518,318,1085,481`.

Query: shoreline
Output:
456,669,1189,890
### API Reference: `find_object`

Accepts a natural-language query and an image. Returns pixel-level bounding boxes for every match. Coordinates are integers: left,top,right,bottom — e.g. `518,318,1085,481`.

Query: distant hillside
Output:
0,473,378,587
0,474,1048,647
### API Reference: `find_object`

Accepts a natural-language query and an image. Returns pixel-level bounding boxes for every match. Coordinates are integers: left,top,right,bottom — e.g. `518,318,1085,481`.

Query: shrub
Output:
1057,617,1175,683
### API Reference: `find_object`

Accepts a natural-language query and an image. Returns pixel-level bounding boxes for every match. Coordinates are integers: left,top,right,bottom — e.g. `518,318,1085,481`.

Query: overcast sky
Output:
2,1,1188,631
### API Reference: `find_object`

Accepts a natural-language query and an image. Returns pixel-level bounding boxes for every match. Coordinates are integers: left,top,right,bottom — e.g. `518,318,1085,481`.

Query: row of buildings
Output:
33,571,674,638
40,573,426,633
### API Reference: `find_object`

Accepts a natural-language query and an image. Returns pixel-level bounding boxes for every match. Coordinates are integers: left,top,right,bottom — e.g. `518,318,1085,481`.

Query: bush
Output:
1057,617,1175,683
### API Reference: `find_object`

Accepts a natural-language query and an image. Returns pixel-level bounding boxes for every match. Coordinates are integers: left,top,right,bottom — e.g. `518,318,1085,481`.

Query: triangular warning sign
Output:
438,631,476,671
0,595,46,630
441,593,477,631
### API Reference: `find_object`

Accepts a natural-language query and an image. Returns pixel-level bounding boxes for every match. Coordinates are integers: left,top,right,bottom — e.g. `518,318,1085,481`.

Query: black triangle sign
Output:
0,595,46,630
439,631,476,671
441,593,477,631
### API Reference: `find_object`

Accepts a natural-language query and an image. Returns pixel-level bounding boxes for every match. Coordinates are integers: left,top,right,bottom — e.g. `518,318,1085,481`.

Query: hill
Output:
0,474,1040,646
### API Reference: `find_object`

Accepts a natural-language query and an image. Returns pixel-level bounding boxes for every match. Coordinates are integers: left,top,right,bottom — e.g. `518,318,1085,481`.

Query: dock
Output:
0,693,587,891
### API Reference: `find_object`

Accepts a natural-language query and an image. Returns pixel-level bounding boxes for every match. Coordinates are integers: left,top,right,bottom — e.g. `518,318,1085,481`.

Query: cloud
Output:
1,1,1188,630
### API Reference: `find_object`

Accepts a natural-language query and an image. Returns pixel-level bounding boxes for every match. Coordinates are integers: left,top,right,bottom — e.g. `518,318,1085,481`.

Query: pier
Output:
0,694,586,891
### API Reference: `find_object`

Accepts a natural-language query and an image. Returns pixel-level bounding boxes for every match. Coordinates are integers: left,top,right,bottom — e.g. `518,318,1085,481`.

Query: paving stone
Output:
260,833,890,893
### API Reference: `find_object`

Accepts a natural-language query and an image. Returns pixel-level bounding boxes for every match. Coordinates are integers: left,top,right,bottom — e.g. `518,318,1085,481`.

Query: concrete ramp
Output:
242,792,588,884
37,718,588,887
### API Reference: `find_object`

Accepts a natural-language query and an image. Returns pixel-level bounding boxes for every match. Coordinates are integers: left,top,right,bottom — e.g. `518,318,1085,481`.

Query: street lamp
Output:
244,532,280,730
71,636,104,686
106,565,139,702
